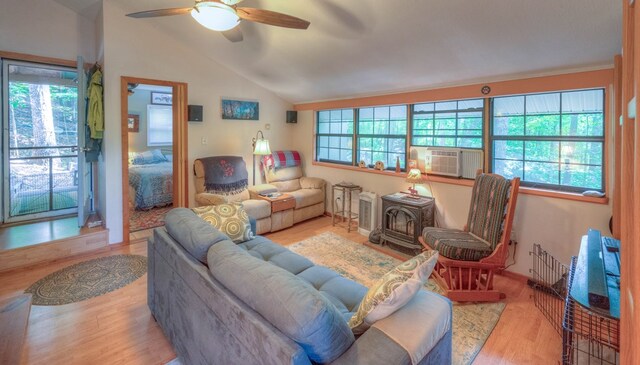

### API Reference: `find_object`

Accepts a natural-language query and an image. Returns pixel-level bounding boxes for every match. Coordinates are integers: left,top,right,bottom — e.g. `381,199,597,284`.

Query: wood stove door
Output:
383,206,419,242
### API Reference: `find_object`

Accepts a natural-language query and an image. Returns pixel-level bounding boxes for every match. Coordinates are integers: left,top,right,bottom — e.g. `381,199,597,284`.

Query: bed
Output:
128,150,173,210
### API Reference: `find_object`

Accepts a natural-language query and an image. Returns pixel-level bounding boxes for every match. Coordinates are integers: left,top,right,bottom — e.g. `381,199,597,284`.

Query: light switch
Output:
201,137,207,145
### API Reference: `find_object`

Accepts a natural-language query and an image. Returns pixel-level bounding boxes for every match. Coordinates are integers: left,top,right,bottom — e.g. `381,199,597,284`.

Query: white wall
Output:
0,0,96,62
101,1,293,243
292,110,613,277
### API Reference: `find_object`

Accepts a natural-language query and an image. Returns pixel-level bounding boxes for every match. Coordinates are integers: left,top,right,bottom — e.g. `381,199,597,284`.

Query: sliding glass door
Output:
1,60,79,223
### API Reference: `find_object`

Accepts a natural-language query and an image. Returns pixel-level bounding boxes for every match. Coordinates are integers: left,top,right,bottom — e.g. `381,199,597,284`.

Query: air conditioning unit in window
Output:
358,192,377,236
425,147,483,179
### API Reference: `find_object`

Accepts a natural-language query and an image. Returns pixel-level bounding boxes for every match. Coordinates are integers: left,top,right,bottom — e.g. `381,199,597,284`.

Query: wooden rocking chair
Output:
419,171,520,302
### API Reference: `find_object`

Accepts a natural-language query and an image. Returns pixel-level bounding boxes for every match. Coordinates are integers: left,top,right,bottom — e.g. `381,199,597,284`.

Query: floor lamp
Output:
252,130,271,185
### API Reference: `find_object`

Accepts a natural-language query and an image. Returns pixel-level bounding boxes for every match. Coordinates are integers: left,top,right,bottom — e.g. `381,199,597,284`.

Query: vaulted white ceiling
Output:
59,0,622,104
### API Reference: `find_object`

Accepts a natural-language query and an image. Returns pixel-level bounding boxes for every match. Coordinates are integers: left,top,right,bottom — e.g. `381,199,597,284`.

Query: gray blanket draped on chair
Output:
199,156,249,195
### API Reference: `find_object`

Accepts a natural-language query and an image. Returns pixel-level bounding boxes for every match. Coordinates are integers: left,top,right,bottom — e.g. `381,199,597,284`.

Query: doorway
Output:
1,61,80,224
120,77,188,244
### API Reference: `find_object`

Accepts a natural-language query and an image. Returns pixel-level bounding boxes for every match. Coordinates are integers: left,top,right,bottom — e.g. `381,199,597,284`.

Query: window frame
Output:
411,98,485,149
489,89,606,193
356,105,408,172
315,108,355,166
147,104,173,147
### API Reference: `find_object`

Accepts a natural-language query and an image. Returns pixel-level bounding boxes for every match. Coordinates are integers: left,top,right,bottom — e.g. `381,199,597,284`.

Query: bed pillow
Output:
192,203,254,243
132,149,167,165
348,250,439,335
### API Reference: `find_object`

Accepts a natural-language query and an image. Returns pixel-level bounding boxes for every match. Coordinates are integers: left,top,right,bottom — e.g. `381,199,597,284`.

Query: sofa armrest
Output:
300,177,325,189
195,192,228,206
330,327,412,365
248,184,278,199
332,290,452,365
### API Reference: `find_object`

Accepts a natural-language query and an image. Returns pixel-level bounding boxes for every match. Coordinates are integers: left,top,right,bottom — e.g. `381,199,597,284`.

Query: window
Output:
491,89,605,192
357,105,407,170
316,109,354,164
147,104,173,146
412,99,484,148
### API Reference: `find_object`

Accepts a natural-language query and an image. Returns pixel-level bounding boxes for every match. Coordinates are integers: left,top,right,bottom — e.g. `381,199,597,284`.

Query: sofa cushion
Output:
272,180,303,193
265,165,303,183
298,266,368,322
289,189,324,209
192,203,254,243
241,199,271,220
349,251,439,335
208,241,355,364
237,237,367,323
422,227,493,261
164,208,231,264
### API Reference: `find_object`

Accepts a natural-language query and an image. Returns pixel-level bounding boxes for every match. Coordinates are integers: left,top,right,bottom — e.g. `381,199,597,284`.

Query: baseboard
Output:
0,228,109,274
499,269,530,283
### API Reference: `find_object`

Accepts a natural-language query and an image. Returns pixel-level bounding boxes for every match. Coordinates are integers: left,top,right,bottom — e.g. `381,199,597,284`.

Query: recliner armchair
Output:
193,156,272,234
250,151,326,225
193,153,326,234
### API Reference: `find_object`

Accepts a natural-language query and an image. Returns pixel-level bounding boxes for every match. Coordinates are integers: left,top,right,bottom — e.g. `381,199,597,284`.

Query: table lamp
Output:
252,130,271,185
405,168,425,198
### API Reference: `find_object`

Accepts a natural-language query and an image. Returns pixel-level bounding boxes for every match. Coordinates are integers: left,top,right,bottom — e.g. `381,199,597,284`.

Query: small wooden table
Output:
332,183,363,232
256,193,296,213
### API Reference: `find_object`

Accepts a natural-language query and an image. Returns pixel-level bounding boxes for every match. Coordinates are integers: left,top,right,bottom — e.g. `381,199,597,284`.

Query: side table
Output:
255,193,296,231
332,182,362,232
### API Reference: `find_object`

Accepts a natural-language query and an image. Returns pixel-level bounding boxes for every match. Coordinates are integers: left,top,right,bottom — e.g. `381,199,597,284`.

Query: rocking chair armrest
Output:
478,241,510,267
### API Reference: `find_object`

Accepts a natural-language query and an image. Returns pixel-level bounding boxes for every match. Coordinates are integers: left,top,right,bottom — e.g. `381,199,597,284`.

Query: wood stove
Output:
380,193,435,255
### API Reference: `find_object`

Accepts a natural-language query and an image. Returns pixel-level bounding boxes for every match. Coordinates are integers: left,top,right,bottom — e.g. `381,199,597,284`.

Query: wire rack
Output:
562,256,619,365
529,244,619,364
529,243,569,335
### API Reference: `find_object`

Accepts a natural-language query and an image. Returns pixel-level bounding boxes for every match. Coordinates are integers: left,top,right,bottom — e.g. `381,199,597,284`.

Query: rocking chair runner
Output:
419,171,520,302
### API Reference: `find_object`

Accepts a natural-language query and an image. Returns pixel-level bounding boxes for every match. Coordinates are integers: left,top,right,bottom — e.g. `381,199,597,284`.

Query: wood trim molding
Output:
294,69,614,111
0,50,94,69
613,55,623,238
0,50,77,67
313,161,608,204
620,2,637,363
120,76,188,245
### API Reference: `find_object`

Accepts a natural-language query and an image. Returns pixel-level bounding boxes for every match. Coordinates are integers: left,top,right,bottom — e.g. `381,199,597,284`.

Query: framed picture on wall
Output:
221,98,259,120
151,92,173,105
127,114,139,132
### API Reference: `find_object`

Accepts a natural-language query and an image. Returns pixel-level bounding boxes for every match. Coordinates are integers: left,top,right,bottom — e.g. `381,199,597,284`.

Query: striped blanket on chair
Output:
262,150,301,170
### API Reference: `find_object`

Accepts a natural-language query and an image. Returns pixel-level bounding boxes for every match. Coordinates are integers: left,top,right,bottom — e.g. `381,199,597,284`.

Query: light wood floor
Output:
0,216,561,365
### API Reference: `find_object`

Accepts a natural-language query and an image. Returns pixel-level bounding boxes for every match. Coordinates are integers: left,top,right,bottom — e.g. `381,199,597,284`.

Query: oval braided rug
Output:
25,254,147,305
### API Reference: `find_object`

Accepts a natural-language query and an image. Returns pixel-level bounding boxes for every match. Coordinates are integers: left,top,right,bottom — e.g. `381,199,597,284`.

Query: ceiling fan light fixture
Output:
191,2,240,31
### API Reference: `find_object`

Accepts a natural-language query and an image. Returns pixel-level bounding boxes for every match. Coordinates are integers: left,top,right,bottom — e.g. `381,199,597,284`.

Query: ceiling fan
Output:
126,0,310,42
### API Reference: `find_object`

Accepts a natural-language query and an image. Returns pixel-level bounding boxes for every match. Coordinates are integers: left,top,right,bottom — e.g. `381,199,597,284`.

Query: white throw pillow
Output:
348,250,438,335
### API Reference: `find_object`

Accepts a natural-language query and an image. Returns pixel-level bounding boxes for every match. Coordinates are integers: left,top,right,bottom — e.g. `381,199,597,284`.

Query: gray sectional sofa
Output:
148,208,452,365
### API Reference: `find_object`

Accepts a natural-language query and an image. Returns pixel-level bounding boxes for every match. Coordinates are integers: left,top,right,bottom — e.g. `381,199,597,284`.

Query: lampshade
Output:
191,2,240,31
405,168,424,184
253,139,271,155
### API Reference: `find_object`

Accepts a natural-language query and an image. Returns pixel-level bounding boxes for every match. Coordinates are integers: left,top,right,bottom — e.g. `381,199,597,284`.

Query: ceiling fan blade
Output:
221,27,243,42
236,8,310,29
126,7,192,19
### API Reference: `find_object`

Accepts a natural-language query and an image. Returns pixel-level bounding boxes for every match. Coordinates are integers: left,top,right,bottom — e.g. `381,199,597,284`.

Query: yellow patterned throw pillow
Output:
192,203,254,243
348,250,439,335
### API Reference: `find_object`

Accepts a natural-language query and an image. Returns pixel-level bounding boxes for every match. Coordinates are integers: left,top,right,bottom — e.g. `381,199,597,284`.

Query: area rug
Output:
25,254,147,305
129,204,172,232
288,232,506,365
